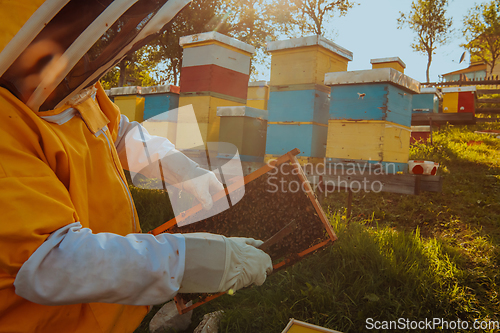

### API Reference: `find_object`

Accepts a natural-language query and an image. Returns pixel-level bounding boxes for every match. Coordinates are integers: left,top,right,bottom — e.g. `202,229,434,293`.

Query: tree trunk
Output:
118,59,127,87
426,51,432,83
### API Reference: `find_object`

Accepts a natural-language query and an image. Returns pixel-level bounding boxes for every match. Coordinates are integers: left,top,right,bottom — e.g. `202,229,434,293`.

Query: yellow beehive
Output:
247,81,269,110
267,35,352,86
442,92,459,113
371,57,406,73
326,120,411,164
142,120,177,146
109,87,145,123
177,93,245,148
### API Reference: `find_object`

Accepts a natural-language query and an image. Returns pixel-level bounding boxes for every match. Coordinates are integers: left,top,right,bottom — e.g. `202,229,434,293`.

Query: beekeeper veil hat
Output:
0,0,191,111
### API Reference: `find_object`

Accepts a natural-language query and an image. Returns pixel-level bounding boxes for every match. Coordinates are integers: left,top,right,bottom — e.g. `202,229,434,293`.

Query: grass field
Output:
133,122,500,333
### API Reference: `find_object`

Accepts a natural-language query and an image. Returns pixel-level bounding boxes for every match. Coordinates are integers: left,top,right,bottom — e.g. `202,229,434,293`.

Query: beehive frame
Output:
150,148,337,314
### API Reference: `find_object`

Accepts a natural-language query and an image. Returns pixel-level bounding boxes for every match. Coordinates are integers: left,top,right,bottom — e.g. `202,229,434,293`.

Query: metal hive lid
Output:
441,86,477,93
109,86,142,96
179,31,255,55
141,85,180,95
267,35,353,61
370,57,406,68
324,68,420,93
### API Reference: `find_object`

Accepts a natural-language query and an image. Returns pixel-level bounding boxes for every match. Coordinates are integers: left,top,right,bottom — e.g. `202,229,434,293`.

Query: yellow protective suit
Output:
0,83,148,332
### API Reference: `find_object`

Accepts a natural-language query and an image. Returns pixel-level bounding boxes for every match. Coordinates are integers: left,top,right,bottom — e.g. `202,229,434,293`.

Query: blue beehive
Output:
326,68,419,127
142,85,180,121
412,87,441,113
267,84,330,123
324,68,420,174
265,83,330,162
265,123,328,158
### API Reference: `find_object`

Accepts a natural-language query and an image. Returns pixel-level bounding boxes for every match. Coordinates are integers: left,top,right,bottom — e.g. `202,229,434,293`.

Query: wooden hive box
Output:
267,84,330,123
325,119,411,173
150,149,337,314
216,106,268,162
325,68,420,127
110,86,144,123
177,92,246,149
267,35,352,87
442,86,476,114
142,85,180,121
247,81,270,110
179,32,254,101
411,125,431,144
412,87,441,114
370,56,406,74
265,122,328,160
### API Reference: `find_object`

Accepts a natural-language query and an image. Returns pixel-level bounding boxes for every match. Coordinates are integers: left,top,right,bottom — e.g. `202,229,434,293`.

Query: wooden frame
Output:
150,148,337,314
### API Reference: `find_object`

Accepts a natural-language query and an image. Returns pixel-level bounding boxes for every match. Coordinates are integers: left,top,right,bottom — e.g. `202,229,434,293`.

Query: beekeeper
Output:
0,1,272,332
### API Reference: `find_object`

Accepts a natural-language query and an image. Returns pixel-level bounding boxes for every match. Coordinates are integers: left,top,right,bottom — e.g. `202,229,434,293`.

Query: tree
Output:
269,0,356,38
100,47,158,89
398,0,453,83
101,0,357,88
145,0,224,86
462,0,500,76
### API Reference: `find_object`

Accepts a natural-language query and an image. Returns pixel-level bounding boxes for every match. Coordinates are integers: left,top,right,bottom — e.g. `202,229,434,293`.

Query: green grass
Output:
132,123,500,333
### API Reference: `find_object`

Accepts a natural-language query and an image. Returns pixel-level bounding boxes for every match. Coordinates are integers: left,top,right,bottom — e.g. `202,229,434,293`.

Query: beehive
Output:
266,122,328,159
178,32,254,148
412,87,441,113
247,81,270,110
267,35,353,87
109,86,144,122
411,125,431,144
179,32,254,101
326,68,419,127
142,85,180,120
141,107,179,147
442,86,476,114
370,57,406,74
268,84,330,123
325,120,411,173
217,106,268,162
177,92,245,149
151,149,337,314
324,68,419,173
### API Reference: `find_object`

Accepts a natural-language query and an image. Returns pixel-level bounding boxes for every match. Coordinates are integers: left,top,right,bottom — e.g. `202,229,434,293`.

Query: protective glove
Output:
160,149,224,210
179,233,273,294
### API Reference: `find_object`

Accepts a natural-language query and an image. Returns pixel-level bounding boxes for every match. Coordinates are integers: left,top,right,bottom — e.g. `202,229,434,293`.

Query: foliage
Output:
269,0,356,38
143,0,224,86
398,0,453,83
100,47,158,89
100,0,359,87
462,0,500,76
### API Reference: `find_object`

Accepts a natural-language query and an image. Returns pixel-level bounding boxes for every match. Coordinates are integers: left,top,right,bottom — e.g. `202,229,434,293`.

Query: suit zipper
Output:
101,128,138,232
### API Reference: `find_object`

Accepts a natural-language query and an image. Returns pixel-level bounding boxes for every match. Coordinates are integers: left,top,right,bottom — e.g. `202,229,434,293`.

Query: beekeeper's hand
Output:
179,233,273,294
161,149,224,210
181,166,225,210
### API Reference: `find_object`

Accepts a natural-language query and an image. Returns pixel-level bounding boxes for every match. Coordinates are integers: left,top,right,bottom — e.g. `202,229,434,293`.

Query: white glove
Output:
179,233,273,294
160,149,224,210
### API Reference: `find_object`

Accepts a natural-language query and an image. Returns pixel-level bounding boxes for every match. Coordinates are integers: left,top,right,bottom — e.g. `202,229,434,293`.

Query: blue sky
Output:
255,0,475,83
